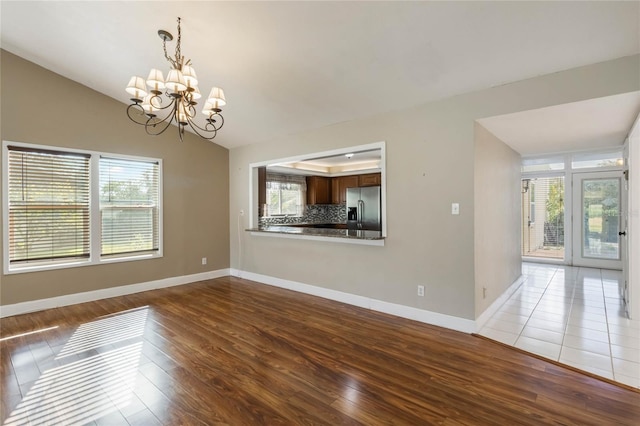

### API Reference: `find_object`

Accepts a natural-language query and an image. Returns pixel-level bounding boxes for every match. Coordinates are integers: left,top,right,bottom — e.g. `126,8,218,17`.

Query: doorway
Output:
571,171,624,270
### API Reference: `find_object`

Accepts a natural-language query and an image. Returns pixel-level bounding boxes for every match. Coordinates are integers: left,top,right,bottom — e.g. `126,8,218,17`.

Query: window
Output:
521,156,564,173
100,157,160,257
4,142,162,273
265,173,305,216
572,150,624,169
7,146,90,266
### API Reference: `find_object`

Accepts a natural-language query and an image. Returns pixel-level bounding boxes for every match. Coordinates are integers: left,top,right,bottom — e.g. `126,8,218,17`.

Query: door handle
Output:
618,231,627,236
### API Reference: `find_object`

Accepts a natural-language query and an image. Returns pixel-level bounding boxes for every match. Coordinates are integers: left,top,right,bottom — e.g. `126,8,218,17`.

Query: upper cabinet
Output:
306,176,331,205
258,167,267,217
358,173,381,187
306,172,382,205
331,175,359,204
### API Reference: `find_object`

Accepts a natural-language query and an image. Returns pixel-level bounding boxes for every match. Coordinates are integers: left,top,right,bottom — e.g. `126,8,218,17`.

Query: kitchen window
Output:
3,142,162,274
265,173,306,216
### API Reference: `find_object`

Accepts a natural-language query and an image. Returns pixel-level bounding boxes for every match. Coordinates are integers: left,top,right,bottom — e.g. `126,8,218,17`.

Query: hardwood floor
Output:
1,276,638,425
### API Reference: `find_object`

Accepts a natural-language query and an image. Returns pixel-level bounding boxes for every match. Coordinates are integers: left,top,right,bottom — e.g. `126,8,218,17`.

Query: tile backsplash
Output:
259,204,346,226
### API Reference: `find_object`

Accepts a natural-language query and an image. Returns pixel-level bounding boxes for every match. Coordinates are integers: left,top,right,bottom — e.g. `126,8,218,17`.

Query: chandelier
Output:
125,17,226,142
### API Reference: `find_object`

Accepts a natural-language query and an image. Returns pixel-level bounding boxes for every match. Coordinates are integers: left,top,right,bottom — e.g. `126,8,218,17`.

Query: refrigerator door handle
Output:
358,199,364,229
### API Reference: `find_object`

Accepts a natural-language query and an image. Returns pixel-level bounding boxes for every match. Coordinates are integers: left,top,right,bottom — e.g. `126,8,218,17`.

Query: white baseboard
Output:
0,269,231,318
232,269,476,334
475,274,526,331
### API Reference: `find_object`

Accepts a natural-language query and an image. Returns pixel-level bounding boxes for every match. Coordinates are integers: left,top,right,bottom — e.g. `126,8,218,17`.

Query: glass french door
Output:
571,171,624,269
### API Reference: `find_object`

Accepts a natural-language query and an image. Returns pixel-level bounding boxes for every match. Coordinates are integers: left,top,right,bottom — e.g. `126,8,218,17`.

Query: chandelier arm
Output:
143,115,175,137
187,112,224,133
148,93,178,113
185,118,219,141
207,113,225,131
142,102,179,136
126,103,150,125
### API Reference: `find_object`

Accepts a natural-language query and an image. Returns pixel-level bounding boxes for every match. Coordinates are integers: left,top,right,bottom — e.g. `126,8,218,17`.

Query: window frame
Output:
3,140,163,274
265,174,306,217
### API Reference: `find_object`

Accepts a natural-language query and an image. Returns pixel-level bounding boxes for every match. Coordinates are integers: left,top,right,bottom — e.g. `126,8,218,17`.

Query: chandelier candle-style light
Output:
126,17,226,141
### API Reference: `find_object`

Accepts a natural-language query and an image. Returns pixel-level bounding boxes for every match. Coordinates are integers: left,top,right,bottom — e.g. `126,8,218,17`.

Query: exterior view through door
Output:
521,177,565,260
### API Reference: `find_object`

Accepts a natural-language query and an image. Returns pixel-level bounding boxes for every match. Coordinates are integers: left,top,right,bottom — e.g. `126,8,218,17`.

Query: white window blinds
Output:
7,146,91,264
100,157,160,257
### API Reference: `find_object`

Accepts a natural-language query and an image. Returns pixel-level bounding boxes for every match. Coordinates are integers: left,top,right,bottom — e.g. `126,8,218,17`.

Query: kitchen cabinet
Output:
358,173,381,187
258,166,267,217
306,176,331,204
331,175,359,204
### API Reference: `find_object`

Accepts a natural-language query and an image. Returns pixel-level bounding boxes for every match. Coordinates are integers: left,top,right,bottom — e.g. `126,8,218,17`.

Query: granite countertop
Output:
247,225,384,240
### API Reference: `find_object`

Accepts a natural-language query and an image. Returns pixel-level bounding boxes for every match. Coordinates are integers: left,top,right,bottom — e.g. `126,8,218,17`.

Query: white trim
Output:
249,231,385,246
521,256,565,265
0,269,230,318
232,269,476,334
475,274,526,331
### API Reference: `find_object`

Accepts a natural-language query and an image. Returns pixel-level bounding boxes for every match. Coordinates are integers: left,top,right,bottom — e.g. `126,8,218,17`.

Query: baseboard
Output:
0,268,231,318
475,274,526,331
231,269,476,334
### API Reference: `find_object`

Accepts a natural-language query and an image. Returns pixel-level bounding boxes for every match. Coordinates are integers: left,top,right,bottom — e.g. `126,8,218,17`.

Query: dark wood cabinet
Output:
331,175,359,204
258,167,267,217
358,173,381,187
306,176,331,205
304,172,382,205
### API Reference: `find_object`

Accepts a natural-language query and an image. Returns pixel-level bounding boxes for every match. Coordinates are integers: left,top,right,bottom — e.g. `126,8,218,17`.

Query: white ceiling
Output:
269,149,382,176
478,91,640,157
1,1,639,150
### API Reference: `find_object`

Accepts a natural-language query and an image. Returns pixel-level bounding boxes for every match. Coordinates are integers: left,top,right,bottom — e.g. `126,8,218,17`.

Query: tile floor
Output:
480,262,640,388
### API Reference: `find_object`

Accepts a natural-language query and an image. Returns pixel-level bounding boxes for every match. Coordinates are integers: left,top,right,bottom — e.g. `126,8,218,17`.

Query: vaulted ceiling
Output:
2,1,639,150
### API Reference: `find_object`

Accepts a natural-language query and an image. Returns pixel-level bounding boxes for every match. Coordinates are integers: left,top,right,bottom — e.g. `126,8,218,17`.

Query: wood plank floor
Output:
1,276,638,425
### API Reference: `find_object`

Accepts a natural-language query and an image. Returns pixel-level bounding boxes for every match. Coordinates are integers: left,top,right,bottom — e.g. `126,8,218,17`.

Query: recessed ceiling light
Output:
345,153,354,158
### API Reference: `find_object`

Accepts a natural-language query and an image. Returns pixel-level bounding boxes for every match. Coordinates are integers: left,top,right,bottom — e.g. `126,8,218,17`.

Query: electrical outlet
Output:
451,203,460,215
202,257,207,265
417,285,425,297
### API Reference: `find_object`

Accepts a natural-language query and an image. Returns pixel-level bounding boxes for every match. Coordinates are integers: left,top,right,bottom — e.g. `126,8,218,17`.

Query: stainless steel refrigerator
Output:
346,186,381,231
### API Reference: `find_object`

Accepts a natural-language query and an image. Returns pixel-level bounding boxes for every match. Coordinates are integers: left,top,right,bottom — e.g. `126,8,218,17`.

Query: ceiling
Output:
268,149,382,176
1,1,639,150
478,91,640,157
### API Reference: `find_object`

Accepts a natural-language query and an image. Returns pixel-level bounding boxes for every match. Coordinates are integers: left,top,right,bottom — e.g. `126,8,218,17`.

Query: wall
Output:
0,50,230,306
628,113,640,319
230,55,640,323
473,123,521,317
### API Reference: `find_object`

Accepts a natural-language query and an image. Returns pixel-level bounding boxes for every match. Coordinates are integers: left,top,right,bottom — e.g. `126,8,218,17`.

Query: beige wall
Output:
230,55,640,321
0,50,230,306
474,123,521,316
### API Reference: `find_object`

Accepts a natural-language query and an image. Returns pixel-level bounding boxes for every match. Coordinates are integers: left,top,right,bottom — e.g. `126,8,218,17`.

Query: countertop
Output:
247,225,384,240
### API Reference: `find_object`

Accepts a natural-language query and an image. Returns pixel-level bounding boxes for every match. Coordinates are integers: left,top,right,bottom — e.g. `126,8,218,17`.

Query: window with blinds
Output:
100,157,160,257
265,173,306,216
7,146,90,265
4,142,163,273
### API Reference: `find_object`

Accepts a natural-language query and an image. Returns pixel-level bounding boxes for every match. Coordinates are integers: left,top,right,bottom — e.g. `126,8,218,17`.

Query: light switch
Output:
451,203,460,215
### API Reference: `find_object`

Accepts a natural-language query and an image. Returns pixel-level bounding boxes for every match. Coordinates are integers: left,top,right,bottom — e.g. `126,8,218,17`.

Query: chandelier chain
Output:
175,17,182,67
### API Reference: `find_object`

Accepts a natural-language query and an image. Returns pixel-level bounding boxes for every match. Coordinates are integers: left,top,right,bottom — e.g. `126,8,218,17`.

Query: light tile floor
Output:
480,262,640,388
